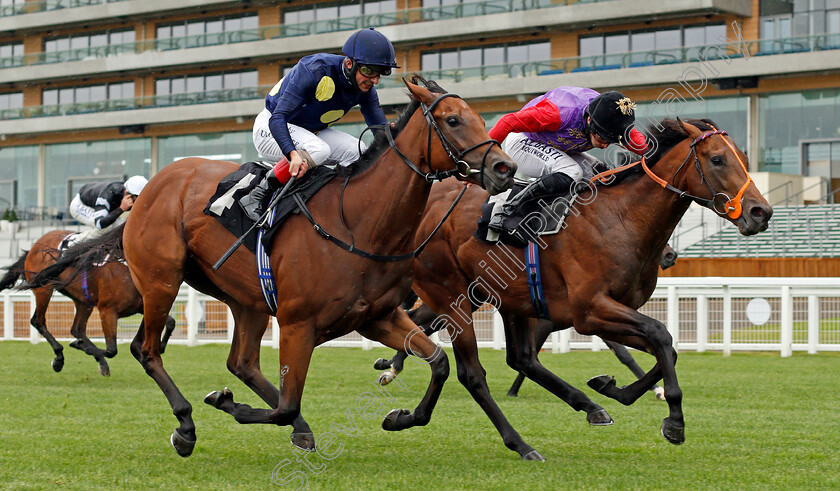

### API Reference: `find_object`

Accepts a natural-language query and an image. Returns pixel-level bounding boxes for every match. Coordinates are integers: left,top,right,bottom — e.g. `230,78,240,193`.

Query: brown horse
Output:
407,118,772,459
48,78,515,457
0,230,175,375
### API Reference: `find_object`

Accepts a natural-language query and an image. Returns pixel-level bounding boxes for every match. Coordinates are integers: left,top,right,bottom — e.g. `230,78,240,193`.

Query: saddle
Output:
204,161,337,253
475,184,577,248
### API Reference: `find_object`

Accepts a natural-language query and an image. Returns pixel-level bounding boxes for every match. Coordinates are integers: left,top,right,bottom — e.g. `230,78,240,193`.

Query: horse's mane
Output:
347,75,447,176
599,118,718,185
24,223,126,291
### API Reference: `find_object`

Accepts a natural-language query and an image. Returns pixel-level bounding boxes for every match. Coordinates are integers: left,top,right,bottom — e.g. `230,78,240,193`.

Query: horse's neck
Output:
343,115,434,251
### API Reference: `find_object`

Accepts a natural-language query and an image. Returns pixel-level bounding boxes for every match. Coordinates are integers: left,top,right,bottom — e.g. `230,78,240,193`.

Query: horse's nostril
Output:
494,162,511,176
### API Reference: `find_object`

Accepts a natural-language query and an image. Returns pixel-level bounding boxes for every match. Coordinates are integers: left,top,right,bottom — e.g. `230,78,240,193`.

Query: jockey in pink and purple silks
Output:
486,87,649,232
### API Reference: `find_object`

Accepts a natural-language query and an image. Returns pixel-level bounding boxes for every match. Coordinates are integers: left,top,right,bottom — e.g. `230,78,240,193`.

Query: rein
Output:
590,127,753,219
302,92,490,262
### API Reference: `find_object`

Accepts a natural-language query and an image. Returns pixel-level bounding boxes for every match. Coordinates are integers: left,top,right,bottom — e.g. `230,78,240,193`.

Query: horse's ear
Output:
676,116,702,139
403,74,435,104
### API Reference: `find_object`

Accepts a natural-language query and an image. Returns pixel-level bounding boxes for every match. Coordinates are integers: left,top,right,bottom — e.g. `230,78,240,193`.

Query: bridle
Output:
381,92,501,187
591,127,754,219
302,91,503,262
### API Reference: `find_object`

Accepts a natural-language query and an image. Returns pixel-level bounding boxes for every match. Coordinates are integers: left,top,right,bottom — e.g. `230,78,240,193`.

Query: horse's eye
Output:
446,116,459,128
710,155,724,167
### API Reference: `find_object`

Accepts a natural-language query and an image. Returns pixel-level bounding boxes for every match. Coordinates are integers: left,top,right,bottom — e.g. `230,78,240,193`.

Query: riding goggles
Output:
358,64,391,78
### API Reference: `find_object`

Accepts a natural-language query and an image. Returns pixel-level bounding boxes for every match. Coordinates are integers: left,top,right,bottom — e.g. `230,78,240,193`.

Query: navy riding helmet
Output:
585,91,636,144
342,28,399,68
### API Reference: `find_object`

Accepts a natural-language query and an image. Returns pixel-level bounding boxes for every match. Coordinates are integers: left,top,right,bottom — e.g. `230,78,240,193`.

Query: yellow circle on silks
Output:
315,76,336,101
320,109,345,124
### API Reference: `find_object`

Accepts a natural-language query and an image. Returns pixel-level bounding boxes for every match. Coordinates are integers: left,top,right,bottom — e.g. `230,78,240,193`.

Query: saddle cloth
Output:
474,184,577,248
204,161,337,253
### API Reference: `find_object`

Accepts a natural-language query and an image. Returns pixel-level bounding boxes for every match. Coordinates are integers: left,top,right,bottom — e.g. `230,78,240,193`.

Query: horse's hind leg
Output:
358,308,448,433
603,339,665,400
68,300,111,376
205,306,315,451
376,304,439,385
507,318,552,397
503,314,612,425
30,288,65,372
159,316,176,354
91,307,121,376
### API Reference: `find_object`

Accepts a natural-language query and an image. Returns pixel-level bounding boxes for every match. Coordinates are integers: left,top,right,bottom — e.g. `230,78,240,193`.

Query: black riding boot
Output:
488,172,575,232
239,171,281,223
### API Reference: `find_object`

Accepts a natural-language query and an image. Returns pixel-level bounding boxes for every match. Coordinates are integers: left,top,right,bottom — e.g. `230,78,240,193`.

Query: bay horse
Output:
406,118,771,459
32,77,516,458
375,242,678,400
0,230,175,376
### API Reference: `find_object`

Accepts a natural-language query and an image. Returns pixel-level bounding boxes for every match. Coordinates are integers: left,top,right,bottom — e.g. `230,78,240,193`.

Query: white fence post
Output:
550,330,559,353
361,336,373,350
722,285,731,356
492,309,504,350
185,287,199,346
226,308,234,344
557,329,570,353
696,295,708,353
29,292,38,344
780,286,793,358
271,318,280,350
3,292,13,340
807,295,819,354
667,285,679,349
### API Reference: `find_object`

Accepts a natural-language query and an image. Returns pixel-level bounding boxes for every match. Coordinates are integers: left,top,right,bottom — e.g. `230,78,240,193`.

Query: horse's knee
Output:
269,406,300,426
429,351,450,382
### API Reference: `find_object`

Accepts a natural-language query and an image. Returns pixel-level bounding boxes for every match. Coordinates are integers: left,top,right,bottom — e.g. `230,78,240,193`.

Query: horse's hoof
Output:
661,419,685,445
373,358,392,370
69,340,81,350
382,408,411,431
506,390,519,397
51,358,64,372
586,408,614,426
170,428,196,457
587,375,616,394
98,364,110,377
378,370,396,386
521,450,545,461
203,387,233,409
654,386,666,401
291,432,316,452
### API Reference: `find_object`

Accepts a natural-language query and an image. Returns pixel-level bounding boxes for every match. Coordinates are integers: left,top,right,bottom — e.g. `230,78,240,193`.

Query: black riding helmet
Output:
585,91,637,144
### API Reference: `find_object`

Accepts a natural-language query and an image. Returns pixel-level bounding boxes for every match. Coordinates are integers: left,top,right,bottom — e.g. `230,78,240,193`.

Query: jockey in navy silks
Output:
486,87,649,232
240,27,399,222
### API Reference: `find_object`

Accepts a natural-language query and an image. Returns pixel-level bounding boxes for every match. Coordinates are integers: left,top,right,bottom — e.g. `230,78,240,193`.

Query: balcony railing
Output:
0,85,269,120
0,0,587,67
0,0,129,18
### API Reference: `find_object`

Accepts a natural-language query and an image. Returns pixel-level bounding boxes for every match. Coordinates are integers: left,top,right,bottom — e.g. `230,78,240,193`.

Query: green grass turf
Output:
0,342,838,490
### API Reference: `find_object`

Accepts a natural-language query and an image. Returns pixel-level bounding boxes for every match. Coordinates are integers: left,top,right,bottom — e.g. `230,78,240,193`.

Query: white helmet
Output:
124,175,148,195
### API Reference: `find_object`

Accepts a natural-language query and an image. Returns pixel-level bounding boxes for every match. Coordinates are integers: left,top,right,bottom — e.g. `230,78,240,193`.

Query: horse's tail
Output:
0,251,29,292
24,223,126,291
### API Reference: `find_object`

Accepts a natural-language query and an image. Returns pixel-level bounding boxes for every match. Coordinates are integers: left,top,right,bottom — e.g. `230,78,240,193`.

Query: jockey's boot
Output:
239,157,290,223
488,172,575,232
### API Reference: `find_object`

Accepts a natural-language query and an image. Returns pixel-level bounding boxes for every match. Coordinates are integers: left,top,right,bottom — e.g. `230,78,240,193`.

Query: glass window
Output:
224,18,242,31
241,15,259,30
157,26,171,39
0,145,39,210
45,139,151,209
527,42,550,61
90,34,107,48
460,48,482,68
206,20,223,34
440,51,458,69
240,71,258,87
158,132,259,168
421,52,439,71
631,32,655,52
506,45,529,64
172,24,186,38
579,36,603,56
340,4,361,17
604,34,629,53
75,86,91,103
683,26,706,47
205,74,223,92
171,78,186,94
655,29,681,50
90,85,107,102
43,89,58,106
186,76,204,93
156,79,170,96
59,88,74,105
484,46,504,66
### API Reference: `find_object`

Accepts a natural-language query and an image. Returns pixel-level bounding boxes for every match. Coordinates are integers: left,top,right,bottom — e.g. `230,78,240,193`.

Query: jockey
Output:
69,175,148,244
486,87,648,232
240,27,399,222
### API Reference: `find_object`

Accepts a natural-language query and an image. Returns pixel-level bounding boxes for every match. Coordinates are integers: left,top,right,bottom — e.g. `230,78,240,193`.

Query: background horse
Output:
407,118,771,459
1,230,174,375
31,77,516,458
375,243,678,400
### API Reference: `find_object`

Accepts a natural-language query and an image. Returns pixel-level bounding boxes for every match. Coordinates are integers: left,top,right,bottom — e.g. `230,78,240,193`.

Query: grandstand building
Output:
0,0,839,268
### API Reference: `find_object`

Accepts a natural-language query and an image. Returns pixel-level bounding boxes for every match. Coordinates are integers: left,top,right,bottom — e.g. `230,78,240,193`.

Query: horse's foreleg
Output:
359,308,448,432
447,316,543,461
603,339,665,400
30,288,64,372
506,318,552,397
503,314,612,425
207,308,315,451
579,296,684,444
133,296,198,457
